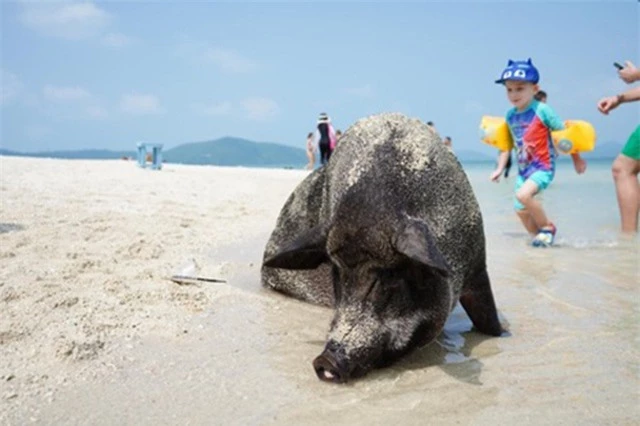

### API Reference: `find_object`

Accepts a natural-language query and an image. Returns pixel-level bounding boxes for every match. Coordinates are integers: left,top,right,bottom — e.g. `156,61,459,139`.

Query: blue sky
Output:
1,1,638,154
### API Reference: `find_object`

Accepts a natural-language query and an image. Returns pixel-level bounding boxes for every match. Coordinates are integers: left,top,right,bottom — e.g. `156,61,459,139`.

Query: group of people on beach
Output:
302,59,639,240
489,58,640,244
306,114,453,170
305,113,342,169
307,112,342,170
426,121,455,154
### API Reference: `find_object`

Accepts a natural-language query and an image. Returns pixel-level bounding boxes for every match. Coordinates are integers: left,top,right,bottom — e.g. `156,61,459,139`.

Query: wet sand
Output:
1,156,638,425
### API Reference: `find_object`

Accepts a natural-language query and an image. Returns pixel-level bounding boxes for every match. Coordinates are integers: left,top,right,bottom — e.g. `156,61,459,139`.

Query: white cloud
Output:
43,85,91,102
120,94,162,115
203,48,257,73
241,97,279,121
87,105,108,119
101,32,133,48
20,2,111,40
1,69,23,106
200,101,232,116
345,84,373,98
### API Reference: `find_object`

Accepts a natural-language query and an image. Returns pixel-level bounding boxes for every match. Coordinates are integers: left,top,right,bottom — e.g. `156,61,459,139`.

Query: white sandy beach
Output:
1,156,638,425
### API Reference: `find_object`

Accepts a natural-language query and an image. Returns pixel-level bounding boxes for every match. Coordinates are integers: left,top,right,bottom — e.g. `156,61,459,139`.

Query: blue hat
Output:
495,58,539,84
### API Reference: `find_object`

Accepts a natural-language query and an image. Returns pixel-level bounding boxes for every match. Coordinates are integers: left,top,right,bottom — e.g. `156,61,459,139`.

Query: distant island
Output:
0,137,622,168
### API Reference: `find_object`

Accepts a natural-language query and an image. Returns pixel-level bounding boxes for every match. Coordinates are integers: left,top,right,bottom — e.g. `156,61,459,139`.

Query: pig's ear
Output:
394,220,451,277
263,225,328,270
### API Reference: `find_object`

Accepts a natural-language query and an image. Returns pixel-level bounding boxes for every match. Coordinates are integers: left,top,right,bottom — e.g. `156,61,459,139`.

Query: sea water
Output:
464,159,631,246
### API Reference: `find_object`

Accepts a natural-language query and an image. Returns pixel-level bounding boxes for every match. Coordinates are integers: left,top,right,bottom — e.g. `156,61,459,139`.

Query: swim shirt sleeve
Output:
536,103,565,131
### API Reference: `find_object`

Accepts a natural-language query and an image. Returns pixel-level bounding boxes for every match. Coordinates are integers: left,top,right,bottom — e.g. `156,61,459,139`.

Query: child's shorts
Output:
621,125,640,160
514,170,554,211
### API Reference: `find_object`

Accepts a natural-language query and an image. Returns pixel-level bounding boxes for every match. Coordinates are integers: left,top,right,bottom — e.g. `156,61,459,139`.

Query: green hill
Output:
0,137,620,168
163,137,306,167
0,137,308,168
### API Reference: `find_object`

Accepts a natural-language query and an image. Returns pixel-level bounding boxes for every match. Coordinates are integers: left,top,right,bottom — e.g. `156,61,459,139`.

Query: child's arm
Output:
490,150,511,182
538,103,586,173
538,103,565,131
571,153,587,174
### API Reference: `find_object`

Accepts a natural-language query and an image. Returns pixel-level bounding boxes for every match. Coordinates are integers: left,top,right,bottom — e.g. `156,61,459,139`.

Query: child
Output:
489,58,587,247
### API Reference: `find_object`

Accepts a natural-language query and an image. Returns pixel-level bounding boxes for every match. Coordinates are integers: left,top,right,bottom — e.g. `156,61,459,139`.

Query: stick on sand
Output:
169,275,227,285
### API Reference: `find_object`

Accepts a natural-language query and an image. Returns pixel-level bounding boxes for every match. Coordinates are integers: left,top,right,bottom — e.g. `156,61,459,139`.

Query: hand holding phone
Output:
614,62,624,70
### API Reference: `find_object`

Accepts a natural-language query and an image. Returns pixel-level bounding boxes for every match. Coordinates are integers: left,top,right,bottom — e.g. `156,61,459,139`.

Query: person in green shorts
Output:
597,60,640,233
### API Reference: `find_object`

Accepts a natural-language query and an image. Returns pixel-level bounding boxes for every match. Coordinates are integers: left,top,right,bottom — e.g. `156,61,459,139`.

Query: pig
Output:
261,113,504,383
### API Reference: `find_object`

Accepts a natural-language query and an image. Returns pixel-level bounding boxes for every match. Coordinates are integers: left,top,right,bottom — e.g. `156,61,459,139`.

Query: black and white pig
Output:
262,113,504,383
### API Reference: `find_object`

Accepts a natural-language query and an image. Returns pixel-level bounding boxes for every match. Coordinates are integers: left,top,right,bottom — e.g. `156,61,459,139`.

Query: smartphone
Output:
614,62,624,70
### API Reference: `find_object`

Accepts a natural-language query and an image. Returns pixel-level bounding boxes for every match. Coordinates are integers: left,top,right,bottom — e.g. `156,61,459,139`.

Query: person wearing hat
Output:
489,58,587,247
316,112,336,165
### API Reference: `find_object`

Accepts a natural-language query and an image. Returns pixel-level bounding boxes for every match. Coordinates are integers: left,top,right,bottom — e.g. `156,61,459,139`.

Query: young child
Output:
489,58,587,247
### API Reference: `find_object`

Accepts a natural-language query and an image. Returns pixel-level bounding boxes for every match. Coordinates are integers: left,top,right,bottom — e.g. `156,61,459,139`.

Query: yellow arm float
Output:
479,116,596,154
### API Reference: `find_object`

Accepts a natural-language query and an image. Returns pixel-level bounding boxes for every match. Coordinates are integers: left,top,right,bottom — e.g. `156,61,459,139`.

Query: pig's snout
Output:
313,346,349,384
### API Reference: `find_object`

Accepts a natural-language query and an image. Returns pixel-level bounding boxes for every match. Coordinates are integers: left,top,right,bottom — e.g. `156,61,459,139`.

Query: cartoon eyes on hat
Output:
501,69,527,79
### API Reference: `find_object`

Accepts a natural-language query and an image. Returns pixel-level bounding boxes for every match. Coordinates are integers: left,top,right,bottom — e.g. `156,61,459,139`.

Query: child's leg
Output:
516,171,557,247
516,210,538,235
513,174,549,234
515,179,552,230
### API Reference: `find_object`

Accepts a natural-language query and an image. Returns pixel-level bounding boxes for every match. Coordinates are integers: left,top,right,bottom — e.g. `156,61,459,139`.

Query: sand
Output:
0,156,638,425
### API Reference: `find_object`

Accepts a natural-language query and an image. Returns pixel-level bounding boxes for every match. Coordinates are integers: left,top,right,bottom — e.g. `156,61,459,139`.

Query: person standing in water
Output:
490,58,586,247
597,60,640,233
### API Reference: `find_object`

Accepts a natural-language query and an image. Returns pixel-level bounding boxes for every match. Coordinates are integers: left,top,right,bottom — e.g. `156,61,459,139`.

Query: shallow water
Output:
12,160,639,425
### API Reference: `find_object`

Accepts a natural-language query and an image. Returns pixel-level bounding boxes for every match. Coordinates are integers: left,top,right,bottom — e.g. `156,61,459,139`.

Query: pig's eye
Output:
374,267,406,289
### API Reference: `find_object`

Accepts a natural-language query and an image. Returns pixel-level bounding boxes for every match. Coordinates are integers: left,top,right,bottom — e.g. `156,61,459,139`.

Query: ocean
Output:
463,159,631,245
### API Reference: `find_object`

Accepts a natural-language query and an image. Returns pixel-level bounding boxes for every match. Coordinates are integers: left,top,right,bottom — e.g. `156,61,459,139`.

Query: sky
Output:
1,0,639,155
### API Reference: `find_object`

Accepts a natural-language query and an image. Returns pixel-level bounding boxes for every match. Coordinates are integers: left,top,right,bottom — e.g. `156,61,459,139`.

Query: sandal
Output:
531,223,556,247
